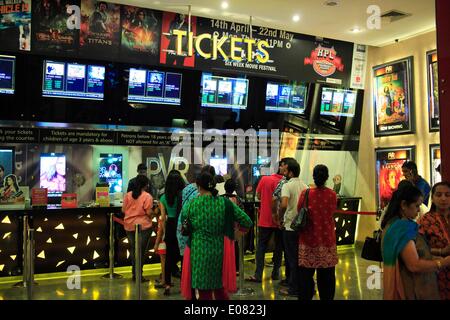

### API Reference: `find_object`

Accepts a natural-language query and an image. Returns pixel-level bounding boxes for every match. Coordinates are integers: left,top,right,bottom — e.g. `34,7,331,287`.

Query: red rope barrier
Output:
334,210,377,216
113,216,124,225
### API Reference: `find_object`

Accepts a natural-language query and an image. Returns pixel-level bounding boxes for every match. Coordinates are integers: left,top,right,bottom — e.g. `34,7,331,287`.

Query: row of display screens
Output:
0,55,358,118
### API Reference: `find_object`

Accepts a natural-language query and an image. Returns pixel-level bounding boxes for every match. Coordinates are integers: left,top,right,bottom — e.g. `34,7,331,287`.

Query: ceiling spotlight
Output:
221,1,229,9
350,27,361,33
324,0,339,6
292,15,300,22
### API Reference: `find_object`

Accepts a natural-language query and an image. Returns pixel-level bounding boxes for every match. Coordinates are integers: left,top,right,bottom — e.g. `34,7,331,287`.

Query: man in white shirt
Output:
279,160,307,296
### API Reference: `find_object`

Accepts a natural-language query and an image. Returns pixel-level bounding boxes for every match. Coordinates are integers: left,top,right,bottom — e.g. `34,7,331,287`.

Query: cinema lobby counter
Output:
0,196,362,279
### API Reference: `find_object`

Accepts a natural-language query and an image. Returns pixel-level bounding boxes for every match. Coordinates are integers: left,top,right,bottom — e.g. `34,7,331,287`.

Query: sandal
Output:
245,275,262,283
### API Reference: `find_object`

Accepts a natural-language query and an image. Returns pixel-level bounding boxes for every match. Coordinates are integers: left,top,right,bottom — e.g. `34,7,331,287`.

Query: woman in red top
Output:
297,164,337,300
122,175,154,282
418,181,450,300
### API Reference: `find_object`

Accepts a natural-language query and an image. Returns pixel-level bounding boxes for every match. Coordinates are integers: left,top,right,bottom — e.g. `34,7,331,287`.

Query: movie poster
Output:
427,51,439,131
80,0,120,58
373,57,414,136
159,12,197,68
430,145,441,186
120,6,161,63
280,131,299,159
33,0,80,54
375,147,415,210
0,0,31,51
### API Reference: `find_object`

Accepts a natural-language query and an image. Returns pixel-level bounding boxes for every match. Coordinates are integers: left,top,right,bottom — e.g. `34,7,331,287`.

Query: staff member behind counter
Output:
128,163,158,198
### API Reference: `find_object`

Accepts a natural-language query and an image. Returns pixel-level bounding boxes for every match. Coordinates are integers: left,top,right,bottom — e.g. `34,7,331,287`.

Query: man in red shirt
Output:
246,159,289,282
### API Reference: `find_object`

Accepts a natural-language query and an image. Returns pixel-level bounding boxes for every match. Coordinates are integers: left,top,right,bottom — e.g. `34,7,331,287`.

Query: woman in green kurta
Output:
181,172,252,299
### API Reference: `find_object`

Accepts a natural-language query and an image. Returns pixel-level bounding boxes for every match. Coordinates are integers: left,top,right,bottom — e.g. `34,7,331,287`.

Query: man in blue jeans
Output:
246,160,287,282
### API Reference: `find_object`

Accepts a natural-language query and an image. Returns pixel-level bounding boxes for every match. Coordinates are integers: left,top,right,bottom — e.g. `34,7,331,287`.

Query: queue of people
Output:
120,158,450,300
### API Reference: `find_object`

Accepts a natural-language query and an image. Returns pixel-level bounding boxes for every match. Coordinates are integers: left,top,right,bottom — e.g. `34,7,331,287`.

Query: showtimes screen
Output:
40,153,66,196
127,68,182,105
99,154,123,194
201,74,248,110
0,55,15,95
320,87,357,117
42,60,105,100
265,82,307,114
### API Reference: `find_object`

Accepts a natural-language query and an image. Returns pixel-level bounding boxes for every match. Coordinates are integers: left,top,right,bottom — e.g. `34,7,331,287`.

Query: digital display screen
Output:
128,68,182,105
252,156,271,178
0,148,14,180
320,87,357,117
40,153,66,196
42,60,105,100
209,157,228,176
0,55,15,95
265,82,307,114
99,154,123,194
201,74,248,110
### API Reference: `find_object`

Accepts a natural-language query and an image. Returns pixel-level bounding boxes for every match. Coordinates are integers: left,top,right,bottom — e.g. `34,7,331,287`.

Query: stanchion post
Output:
101,213,123,279
26,229,35,300
14,215,28,288
135,224,142,300
234,233,254,297
254,204,259,252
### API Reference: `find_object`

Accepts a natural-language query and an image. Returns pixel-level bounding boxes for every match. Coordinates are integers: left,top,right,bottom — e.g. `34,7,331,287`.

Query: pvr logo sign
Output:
66,5,81,30
367,265,382,290
67,265,81,290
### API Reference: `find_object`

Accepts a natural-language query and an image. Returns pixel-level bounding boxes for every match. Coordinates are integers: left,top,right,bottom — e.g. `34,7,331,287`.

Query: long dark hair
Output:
196,172,218,197
164,170,185,206
430,181,450,212
132,175,149,200
313,164,328,188
381,184,423,229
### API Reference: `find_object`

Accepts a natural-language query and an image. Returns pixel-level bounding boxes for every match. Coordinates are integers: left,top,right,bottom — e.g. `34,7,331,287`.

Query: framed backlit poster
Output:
373,57,414,136
375,146,415,210
430,144,441,186
427,50,439,131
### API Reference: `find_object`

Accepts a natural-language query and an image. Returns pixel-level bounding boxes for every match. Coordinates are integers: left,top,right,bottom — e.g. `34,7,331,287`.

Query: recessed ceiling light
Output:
350,27,361,33
292,15,300,22
324,0,339,6
221,1,229,9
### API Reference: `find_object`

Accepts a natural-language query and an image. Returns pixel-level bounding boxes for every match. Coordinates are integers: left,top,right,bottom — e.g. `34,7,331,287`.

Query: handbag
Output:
361,229,383,262
290,188,310,232
181,216,191,237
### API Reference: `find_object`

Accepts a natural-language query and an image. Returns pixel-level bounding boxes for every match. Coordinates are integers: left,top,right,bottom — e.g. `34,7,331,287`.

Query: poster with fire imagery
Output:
32,0,80,54
427,51,439,131
0,0,31,51
430,145,441,187
375,147,415,210
120,5,161,63
80,0,120,58
373,57,414,136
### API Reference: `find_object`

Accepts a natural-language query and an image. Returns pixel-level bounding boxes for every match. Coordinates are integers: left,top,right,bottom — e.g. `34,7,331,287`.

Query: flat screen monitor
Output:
0,147,14,186
201,74,248,110
42,60,105,100
320,87,357,117
0,55,15,95
127,68,182,105
209,157,228,176
99,153,123,193
265,82,307,114
40,153,66,196
252,156,271,178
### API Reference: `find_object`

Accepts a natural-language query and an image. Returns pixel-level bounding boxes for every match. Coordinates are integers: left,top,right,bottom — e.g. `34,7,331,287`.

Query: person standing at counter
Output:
159,170,185,295
297,165,338,300
122,175,154,282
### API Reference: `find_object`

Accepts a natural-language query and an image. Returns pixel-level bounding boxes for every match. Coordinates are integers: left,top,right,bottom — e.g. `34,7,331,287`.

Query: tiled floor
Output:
0,247,383,300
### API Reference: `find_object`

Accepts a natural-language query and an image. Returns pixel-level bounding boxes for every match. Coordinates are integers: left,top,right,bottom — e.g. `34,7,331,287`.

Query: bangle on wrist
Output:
436,259,442,270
